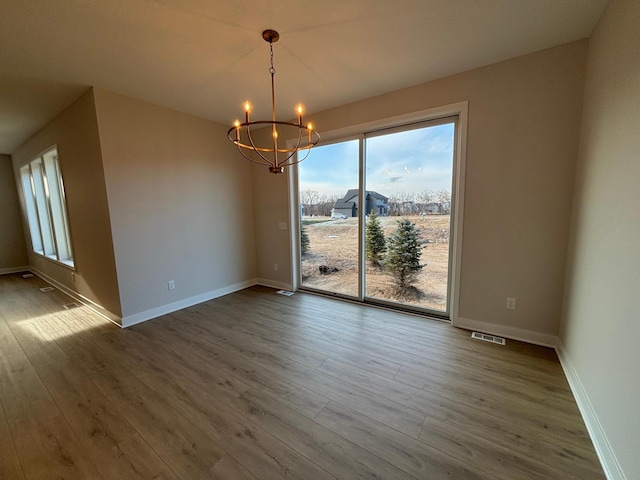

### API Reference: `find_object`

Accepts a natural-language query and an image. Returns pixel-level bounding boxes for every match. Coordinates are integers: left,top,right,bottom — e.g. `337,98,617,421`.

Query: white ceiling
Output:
0,0,609,154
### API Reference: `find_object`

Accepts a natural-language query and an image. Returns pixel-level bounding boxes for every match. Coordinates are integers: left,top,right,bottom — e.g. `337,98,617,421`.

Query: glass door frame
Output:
289,101,468,324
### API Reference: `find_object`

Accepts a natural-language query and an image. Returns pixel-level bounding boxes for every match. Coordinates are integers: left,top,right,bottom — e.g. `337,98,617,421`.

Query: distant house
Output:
332,189,389,218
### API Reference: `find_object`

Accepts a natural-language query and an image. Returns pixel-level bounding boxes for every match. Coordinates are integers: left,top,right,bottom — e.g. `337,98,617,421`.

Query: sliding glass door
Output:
364,120,454,313
296,115,458,317
298,139,360,298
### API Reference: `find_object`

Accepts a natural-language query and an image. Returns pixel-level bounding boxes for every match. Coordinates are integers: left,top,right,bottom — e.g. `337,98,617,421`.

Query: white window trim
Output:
19,146,75,270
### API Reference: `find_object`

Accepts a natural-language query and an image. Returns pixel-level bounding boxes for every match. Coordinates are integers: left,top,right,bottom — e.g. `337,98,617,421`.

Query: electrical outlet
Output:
273,264,279,272
279,222,287,230
506,297,516,310
168,280,175,290
71,272,76,282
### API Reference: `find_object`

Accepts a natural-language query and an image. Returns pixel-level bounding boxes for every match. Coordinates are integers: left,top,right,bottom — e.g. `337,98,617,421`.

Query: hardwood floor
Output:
0,273,605,479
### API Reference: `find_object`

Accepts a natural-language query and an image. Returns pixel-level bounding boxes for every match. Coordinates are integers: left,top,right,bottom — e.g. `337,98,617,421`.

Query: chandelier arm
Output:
282,130,320,167
276,124,305,168
282,130,320,160
282,146,313,167
244,122,277,168
230,121,318,153
277,150,299,168
233,144,273,166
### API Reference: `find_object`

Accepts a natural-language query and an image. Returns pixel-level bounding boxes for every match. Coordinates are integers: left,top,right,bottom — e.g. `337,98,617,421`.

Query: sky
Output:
298,122,454,199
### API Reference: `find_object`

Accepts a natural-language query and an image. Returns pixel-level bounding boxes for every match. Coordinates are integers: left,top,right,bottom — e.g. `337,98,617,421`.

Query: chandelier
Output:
227,30,320,174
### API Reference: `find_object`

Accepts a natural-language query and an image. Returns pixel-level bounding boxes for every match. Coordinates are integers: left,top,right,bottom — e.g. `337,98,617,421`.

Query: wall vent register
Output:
471,331,506,345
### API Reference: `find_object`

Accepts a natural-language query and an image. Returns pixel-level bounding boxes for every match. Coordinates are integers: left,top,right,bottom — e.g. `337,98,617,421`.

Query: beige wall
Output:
253,41,588,339
560,0,640,478
0,154,28,272
251,166,292,289
11,89,122,318
93,89,257,322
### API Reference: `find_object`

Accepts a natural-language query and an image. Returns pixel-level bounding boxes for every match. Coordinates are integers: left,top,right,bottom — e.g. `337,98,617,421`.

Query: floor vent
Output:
22,273,34,278
276,290,294,296
62,302,81,310
471,331,506,345
40,286,55,292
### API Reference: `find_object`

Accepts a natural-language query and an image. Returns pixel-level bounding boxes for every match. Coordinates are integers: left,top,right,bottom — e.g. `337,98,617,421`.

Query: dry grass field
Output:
301,215,450,311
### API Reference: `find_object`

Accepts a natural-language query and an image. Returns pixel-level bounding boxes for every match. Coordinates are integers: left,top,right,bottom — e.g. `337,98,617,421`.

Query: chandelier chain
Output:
269,42,275,75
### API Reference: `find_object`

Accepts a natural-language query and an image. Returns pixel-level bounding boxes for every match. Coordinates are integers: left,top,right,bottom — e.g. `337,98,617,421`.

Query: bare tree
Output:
299,189,320,216
435,190,451,204
397,192,418,216
316,194,339,216
417,189,435,213
388,195,401,216
436,190,451,214
389,192,417,216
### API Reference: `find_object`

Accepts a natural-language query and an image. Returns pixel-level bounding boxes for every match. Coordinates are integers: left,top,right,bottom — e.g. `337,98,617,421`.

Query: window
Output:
20,147,74,267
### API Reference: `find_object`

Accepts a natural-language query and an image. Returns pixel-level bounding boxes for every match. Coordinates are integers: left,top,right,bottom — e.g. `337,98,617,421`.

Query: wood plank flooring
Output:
0,273,605,479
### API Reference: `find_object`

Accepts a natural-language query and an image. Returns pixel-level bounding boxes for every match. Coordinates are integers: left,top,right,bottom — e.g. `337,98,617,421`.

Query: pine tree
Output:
300,224,310,255
383,218,424,291
365,211,386,265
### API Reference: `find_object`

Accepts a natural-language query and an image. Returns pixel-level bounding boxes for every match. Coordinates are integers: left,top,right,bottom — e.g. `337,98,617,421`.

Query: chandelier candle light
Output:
227,30,320,174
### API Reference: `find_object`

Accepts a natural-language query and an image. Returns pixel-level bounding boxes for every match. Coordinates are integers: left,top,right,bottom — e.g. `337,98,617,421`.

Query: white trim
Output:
30,267,122,326
358,137,365,300
448,102,468,325
318,102,468,142
32,250,76,270
456,316,559,348
556,343,626,480
121,279,257,328
256,278,293,291
287,162,300,291
0,266,30,275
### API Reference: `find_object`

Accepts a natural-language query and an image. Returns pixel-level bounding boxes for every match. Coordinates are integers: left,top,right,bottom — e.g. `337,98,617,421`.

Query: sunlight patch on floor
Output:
15,308,115,342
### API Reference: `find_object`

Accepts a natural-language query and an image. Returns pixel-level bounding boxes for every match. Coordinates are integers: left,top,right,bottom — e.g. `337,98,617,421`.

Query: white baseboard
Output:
0,265,30,275
255,278,293,291
121,278,257,328
455,316,559,348
556,343,625,480
30,267,122,326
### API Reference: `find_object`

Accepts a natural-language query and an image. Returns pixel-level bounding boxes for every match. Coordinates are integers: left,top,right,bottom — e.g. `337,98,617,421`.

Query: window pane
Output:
365,121,454,312
298,139,360,297
20,165,43,253
30,158,55,256
43,150,72,261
